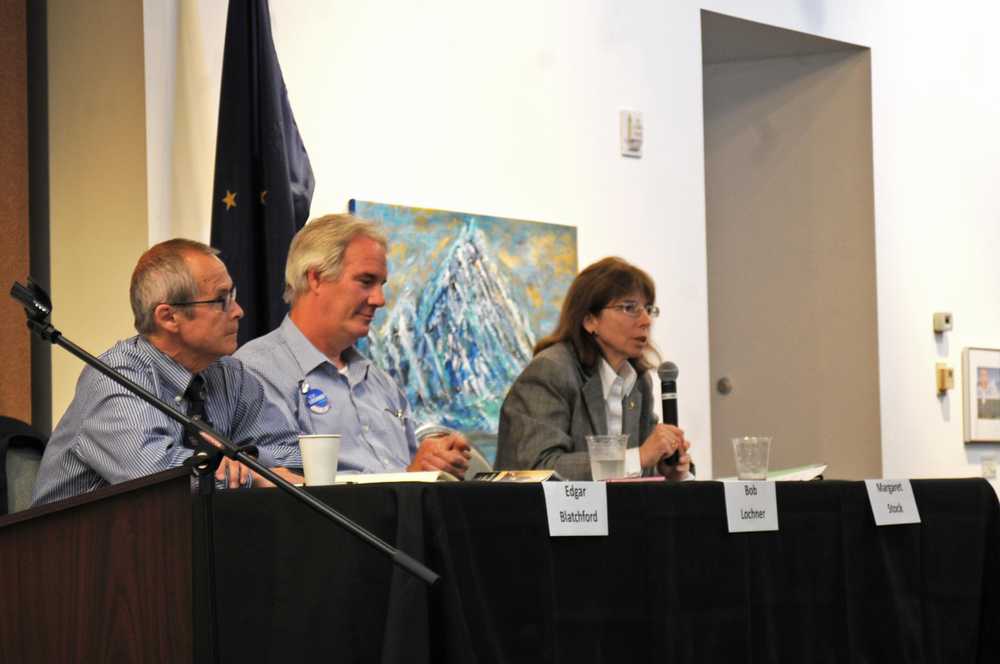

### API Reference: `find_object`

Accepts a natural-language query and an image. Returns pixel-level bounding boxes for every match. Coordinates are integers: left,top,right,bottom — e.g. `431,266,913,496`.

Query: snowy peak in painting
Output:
369,221,535,431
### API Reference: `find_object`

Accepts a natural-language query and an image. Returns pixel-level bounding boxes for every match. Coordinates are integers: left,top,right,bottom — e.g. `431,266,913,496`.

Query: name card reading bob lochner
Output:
724,481,779,533
542,482,609,536
864,479,921,526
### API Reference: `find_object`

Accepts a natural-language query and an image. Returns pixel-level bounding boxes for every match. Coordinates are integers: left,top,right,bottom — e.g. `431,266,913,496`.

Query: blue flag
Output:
211,0,314,345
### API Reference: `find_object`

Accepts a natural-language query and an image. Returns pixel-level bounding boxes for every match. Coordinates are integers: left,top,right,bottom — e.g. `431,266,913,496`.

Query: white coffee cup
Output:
298,434,341,486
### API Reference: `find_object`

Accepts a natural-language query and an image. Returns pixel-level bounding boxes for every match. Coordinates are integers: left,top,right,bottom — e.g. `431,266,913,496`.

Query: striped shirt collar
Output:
277,315,371,384
135,335,198,396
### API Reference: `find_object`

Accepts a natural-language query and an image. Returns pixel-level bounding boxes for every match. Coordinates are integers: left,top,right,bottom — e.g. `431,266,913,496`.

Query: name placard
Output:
724,481,779,533
542,482,609,536
864,479,921,526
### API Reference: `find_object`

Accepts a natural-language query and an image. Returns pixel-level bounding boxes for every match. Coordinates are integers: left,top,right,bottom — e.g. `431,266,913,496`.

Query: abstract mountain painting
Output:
350,200,577,435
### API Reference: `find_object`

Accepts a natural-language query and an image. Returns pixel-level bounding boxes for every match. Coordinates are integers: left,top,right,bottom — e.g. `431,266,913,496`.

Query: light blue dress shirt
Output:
32,336,301,506
235,316,419,474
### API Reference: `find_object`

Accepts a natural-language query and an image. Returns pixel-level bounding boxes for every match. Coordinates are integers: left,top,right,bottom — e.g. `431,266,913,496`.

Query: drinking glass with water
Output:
732,436,771,480
586,434,629,480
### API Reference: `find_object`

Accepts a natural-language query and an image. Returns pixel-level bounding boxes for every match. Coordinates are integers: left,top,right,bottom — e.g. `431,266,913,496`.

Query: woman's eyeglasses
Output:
604,301,660,319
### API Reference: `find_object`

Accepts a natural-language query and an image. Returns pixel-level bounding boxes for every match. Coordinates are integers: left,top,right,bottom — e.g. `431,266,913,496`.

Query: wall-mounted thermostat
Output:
620,109,643,158
933,312,953,333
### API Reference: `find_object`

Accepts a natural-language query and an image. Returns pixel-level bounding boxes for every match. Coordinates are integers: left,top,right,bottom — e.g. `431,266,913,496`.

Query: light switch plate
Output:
620,109,643,158
936,363,954,393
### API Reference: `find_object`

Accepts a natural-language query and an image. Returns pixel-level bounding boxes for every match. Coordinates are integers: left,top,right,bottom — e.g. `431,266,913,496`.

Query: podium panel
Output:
0,469,194,662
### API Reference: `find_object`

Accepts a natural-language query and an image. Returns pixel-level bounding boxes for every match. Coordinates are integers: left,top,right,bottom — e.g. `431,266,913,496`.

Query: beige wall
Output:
48,0,148,423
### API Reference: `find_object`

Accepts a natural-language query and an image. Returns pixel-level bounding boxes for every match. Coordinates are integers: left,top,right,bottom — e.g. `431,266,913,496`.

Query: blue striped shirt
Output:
31,335,301,506
235,316,419,474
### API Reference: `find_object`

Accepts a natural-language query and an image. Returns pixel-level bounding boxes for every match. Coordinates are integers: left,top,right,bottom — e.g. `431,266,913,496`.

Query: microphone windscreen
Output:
657,361,679,382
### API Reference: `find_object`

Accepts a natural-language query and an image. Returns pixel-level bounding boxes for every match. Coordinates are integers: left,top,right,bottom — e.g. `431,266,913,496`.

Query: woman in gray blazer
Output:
496,257,692,480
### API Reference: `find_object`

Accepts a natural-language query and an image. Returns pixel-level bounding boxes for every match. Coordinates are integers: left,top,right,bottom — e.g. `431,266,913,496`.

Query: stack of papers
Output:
335,470,458,484
717,463,827,482
473,470,559,482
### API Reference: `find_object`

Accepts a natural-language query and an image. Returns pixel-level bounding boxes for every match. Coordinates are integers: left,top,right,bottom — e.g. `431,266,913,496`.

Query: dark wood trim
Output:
0,0,32,423
0,466,191,529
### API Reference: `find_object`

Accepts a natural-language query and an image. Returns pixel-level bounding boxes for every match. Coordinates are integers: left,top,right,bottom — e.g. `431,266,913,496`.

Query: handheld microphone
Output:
657,361,680,465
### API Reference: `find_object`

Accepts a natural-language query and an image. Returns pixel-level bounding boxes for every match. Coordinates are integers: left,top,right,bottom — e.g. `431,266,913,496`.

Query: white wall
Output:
866,4,1000,487
145,0,226,246
265,0,715,474
143,0,177,245
144,0,1000,484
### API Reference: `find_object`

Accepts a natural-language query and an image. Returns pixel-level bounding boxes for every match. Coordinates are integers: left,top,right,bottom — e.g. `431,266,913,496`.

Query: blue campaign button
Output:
304,387,330,414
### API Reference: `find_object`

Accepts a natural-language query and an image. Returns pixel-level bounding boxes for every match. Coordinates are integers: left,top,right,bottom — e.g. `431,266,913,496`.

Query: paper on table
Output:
473,470,559,482
717,463,827,482
335,470,459,484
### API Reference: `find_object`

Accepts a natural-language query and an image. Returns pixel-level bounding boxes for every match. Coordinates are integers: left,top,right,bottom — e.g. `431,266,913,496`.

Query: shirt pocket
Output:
365,401,410,460
373,401,408,434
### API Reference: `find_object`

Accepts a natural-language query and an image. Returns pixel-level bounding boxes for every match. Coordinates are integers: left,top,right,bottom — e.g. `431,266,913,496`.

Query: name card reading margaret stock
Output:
724,481,779,533
864,479,921,526
542,482,609,536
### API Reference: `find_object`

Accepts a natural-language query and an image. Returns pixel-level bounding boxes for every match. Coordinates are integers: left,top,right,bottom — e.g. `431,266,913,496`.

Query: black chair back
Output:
1,416,47,515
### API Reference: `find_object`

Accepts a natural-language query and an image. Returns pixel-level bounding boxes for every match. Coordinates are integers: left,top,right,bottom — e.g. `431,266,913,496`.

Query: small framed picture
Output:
963,347,1000,442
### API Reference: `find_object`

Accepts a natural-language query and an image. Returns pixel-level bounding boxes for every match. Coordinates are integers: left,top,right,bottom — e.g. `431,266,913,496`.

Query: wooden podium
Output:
0,468,204,662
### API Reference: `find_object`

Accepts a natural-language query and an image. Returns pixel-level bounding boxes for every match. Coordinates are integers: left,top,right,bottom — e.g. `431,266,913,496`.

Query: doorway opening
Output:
702,11,881,479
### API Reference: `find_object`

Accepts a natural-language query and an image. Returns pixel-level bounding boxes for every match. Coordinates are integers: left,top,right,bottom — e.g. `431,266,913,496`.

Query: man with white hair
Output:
236,214,471,477
32,239,301,506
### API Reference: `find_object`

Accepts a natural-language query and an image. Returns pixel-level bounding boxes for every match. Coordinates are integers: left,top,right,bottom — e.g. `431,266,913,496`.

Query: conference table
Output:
1,471,997,663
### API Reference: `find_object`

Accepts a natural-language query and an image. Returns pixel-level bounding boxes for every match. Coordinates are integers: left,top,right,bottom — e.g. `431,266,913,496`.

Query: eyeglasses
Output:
604,301,660,319
168,287,238,312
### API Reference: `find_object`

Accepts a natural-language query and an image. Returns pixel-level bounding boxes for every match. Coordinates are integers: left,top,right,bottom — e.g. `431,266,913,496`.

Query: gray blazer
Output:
496,341,657,480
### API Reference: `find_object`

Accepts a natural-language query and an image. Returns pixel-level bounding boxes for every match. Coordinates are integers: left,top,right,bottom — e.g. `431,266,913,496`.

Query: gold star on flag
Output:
259,190,268,205
222,190,237,210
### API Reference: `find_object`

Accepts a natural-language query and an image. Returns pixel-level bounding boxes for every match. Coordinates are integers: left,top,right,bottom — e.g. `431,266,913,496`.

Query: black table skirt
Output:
204,479,1000,663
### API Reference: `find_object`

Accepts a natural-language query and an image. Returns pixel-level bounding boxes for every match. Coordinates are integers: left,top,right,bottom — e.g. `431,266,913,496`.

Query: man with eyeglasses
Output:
32,239,302,505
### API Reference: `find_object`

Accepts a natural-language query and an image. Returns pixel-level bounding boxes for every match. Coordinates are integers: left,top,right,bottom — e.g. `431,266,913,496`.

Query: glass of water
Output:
732,436,772,480
586,434,629,480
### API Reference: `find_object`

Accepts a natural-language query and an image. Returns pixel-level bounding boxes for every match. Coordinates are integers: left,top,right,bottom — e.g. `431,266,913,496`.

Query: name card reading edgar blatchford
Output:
724,481,779,533
542,482,609,536
864,479,921,526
